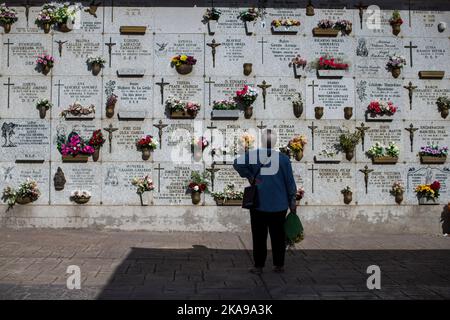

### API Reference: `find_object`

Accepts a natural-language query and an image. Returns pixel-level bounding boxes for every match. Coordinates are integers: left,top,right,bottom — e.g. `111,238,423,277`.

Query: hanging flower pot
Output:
441,108,449,119
244,105,253,119
208,19,218,35
243,63,252,76
38,106,48,119
176,64,193,75
391,67,401,78
244,21,255,35
293,100,303,118
141,147,152,161
106,94,118,118
3,23,12,33
343,192,352,204
91,62,102,76
136,135,158,161
191,191,201,205
57,22,72,32
395,193,403,205
314,106,324,119
344,107,353,120
391,22,401,36
345,149,354,161
15,196,32,205
42,65,52,75
43,23,51,33
70,190,91,204
294,150,303,161
92,147,100,162
171,55,197,75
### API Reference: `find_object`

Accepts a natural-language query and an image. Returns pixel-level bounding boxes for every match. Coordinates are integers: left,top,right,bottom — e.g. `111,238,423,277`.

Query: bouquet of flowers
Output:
106,93,118,107
131,176,155,195
191,136,209,151
288,135,307,152
35,4,56,25
203,7,221,21
212,99,237,110
367,142,400,158
188,171,210,193
2,178,40,210
212,184,244,201
389,10,403,25
390,182,405,196
36,54,55,68
87,56,106,67
386,54,407,71
288,55,307,68
171,55,197,67
36,98,52,110
239,133,255,152
339,131,361,152
0,3,18,25
238,8,260,22
166,97,201,115
419,144,448,157
88,129,105,148
57,131,95,156
235,85,258,106
296,187,305,201
60,102,95,117
367,100,397,117
437,96,450,112
317,19,334,29
313,55,349,70
334,19,352,33
70,190,91,201
341,186,352,194
415,181,440,201
136,135,158,151
271,19,300,27
52,3,81,24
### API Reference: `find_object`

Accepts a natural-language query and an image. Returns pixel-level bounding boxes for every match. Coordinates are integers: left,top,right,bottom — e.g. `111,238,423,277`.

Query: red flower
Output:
188,182,197,189
430,181,440,191
199,184,207,192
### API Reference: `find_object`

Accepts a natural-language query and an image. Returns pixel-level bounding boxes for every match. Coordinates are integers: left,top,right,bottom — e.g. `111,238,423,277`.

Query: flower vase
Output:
3,23,11,33
244,105,253,119
208,19,218,35
58,22,72,32
193,149,203,162
391,67,401,78
391,23,401,36
191,191,201,205
293,101,303,118
345,149,354,161
245,21,255,35
43,23,51,33
175,64,193,75
294,150,303,161
418,197,439,205
92,148,100,162
395,193,403,205
37,106,48,119
314,106,324,119
16,196,32,205
41,65,52,75
106,103,116,118
139,192,153,206
243,63,252,76
141,148,152,161
73,197,90,204
343,192,352,204
344,107,353,120
440,108,449,119
91,63,102,76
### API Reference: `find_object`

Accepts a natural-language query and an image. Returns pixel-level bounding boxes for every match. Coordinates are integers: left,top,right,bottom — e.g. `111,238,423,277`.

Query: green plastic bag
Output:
284,211,304,246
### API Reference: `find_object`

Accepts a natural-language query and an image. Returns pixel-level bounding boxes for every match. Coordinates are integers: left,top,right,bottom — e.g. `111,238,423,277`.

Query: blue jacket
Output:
233,149,297,212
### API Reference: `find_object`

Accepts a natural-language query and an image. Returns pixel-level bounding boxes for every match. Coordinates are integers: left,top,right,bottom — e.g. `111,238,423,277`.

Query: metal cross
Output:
354,1,368,29
206,39,221,68
54,40,68,57
105,37,116,68
155,78,170,105
258,37,268,64
103,123,118,153
3,39,14,67
3,77,14,109
405,123,418,153
54,80,64,108
404,41,417,67
257,80,272,110
205,77,215,106
359,165,374,194
308,164,318,193
356,123,370,151
153,120,168,150
308,80,319,104
308,122,318,151
257,121,267,130
403,81,417,110
154,163,165,192
206,164,220,191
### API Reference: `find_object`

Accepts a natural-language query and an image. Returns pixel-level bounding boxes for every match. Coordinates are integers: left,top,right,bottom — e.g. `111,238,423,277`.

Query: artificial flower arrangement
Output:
60,101,95,119
436,96,450,119
191,136,209,161
166,97,201,119
88,129,105,162
203,7,222,21
296,186,305,204
415,181,440,204
339,131,361,161
87,56,106,76
52,3,82,32
1,178,40,210
70,190,91,204
239,132,256,153
57,131,95,162
317,19,334,29
390,182,405,204
238,8,260,22
234,85,258,119
419,144,448,164
312,55,349,78
171,55,197,75
131,175,155,206
188,171,210,205
389,10,403,36
212,184,244,206
333,19,353,35
36,54,55,75
287,135,307,161
212,99,239,120
386,54,407,78
313,19,338,37
0,3,18,33
341,186,352,204
35,98,53,119
136,135,158,161
366,100,397,119
35,4,56,33
106,93,118,118
212,99,238,110
271,19,301,34
366,142,400,163
289,55,307,69
291,92,304,118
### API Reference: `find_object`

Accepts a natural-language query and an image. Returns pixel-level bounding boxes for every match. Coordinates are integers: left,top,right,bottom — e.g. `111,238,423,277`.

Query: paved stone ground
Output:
0,229,449,300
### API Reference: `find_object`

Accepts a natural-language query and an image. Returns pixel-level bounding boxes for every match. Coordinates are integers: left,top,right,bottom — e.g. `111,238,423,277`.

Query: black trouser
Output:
250,209,287,268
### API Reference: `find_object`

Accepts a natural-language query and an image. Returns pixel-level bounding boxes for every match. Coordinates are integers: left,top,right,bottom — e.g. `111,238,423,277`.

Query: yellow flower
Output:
180,55,188,61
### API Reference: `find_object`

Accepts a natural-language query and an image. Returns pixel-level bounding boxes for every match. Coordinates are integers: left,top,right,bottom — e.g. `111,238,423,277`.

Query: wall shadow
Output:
441,204,450,235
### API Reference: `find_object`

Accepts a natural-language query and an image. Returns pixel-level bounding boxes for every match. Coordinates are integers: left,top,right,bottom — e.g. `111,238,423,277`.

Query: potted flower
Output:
366,142,400,164
295,186,305,205
136,135,158,161
70,190,91,204
389,10,403,36
386,54,406,78
60,102,95,119
238,8,260,35
35,4,56,33
105,93,118,118
211,99,239,120
314,148,341,163
436,96,450,119
203,7,221,35
1,179,40,210
53,3,81,32
239,133,256,153
419,144,448,164
57,131,95,162
390,182,405,205
312,55,349,78
415,181,440,205
271,18,301,34
88,129,105,162
339,131,361,161
234,85,258,119
212,184,243,206
171,55,197,75
287,135,307,161
131,175,155,206
291,93,304,118
313,19,339,37
191,136,209,161
87,56,106,76
188,171,209,205
166,97,201,119
366,100,397,121
35,98,52,119
334,19,352,35
0,3,17,33
341,186,352,204
36,54,55,75
289,55,307,78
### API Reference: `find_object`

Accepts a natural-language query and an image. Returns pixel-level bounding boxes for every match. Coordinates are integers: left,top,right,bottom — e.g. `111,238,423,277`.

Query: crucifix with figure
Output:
103,123,118,153
403,81,417,110
404,41,417,68
155,78,170,105
153,120,168,149
3,39,13,67
405,123,418,152
308,80,319,104
359,165,374,194
308,164,318,193
356,123,370,151
354,2,368,29
105,37,116,68
3,77,14,109
257,80,271,110
207,39,221,68
55,40,68,57
206,164,220,192
308,122,317,151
